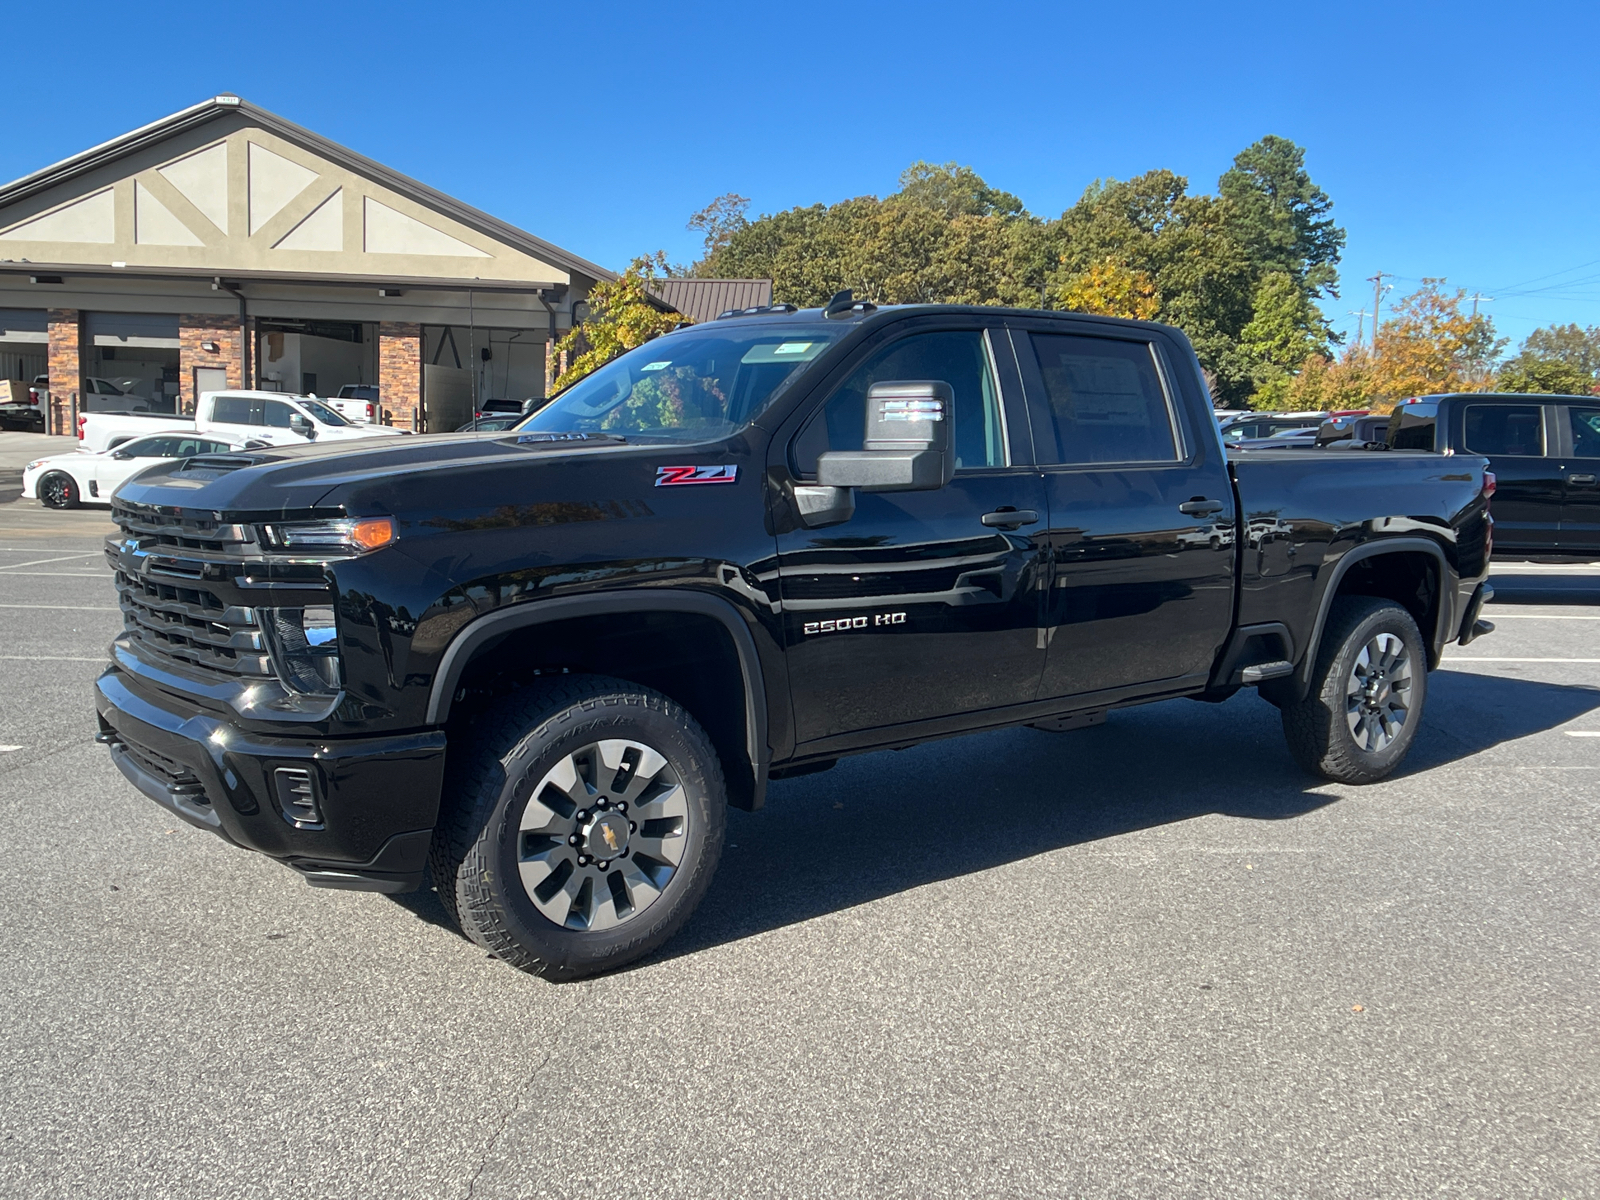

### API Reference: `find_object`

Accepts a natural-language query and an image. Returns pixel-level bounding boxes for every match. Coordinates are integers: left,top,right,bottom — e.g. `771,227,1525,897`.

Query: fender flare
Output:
425,590,770,802
1296,537,1455,693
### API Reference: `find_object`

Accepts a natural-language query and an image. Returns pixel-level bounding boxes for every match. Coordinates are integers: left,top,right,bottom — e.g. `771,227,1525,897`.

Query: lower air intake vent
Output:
274,767,322,828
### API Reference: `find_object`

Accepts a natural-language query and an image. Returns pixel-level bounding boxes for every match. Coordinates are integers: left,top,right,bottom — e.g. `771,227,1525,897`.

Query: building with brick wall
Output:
0,95,609,434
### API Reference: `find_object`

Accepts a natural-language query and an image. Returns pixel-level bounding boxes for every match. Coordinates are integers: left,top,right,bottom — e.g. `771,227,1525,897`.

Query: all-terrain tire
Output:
430,674,726,980
1281,597,1428,784
38,472,79,509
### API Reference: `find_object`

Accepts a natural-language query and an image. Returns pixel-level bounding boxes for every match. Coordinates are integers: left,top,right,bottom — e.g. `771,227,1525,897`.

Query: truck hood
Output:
113,431,653,518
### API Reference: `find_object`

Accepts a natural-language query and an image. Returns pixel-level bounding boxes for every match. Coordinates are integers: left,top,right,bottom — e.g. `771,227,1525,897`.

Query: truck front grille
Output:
114,569,271,678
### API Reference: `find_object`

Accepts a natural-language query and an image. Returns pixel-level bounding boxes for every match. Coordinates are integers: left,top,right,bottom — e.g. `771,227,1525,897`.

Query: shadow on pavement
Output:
659,669,1600,963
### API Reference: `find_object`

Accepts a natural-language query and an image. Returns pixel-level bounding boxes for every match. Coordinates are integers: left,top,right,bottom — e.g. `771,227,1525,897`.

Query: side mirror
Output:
290,414,316,439
817,381,955,493
111,449,133,460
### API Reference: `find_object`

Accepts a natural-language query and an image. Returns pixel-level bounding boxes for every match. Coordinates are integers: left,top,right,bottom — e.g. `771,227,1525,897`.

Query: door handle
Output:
1569,473,1598,486
981,508,1039,529
1178,499,1225,516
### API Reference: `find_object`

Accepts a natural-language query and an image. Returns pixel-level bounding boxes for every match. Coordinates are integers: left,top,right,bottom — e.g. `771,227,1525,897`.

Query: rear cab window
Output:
1463,403,1546,457
1022,332,1181,465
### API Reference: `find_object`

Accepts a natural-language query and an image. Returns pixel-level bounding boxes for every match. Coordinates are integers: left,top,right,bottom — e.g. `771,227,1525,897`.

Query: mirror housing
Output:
111,449,133,460
290,414,316,439
817,381,955,493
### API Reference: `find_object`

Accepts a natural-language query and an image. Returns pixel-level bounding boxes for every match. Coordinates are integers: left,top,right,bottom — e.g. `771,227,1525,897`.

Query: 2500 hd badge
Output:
804,612,907,635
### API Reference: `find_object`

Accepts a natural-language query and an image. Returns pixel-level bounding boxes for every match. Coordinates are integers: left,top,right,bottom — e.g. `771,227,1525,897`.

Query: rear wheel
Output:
38,472,79,509
431,674,725,980
1281,597,1428,784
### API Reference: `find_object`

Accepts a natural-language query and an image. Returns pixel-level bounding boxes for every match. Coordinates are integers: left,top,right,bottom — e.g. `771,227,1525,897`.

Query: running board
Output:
1240,660,1294,684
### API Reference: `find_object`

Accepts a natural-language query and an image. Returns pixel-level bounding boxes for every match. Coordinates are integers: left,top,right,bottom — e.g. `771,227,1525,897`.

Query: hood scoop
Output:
178,454,265,478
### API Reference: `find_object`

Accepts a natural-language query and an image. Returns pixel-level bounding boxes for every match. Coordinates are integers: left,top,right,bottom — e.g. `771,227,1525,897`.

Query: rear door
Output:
1012,323,1236,700
775,320,1047,746
1558,402,1600,555
1460,401,1560,553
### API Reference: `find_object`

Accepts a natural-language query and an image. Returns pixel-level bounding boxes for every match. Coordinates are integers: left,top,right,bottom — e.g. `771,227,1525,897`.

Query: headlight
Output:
263,605,342,695
261,516,394,553
25,459,46,471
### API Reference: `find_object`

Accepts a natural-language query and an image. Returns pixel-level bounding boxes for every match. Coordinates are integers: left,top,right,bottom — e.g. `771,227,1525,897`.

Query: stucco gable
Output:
0,99,603,290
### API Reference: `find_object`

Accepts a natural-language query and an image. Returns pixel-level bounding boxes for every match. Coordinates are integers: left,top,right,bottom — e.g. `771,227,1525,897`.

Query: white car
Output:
22,433,255,509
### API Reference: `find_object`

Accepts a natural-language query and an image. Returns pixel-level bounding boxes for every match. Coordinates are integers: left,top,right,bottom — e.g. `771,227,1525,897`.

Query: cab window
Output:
264,400,296,428
792,330,1004,476
1568,407,1600,458
1026,334,1179,465
1464,404,1544,457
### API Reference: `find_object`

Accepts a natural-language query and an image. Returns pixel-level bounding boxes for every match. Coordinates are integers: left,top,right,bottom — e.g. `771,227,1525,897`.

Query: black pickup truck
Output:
95,299,1495,978
1389,392,1600,557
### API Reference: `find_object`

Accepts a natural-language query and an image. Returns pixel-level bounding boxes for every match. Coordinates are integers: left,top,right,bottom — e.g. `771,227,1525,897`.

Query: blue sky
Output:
3,0,1596,350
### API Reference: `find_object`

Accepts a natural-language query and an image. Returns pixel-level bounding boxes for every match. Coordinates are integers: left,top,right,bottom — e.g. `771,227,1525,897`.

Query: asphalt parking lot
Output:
0,471,1595,1198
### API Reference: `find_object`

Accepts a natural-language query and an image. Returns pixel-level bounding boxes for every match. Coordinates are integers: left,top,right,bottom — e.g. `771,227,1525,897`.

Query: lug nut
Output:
569,835,580,845
616,802,627,814
597,860,609,870
629,822,637,832
577,855,589,865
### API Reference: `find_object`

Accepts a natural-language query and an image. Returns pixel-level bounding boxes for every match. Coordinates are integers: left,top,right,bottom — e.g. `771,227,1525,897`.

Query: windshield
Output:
517,326,838,441
299,398,350,426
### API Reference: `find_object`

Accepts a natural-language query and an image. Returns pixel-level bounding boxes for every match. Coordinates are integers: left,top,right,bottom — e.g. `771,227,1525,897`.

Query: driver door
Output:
774,322,1047,749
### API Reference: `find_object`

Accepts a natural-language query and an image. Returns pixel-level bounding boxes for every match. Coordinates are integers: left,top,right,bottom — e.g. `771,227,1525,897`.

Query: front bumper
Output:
95,666,446,893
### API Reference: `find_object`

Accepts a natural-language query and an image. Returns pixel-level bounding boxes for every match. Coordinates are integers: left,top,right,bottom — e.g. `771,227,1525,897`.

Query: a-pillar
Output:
46,309,84,436
378,322,422,429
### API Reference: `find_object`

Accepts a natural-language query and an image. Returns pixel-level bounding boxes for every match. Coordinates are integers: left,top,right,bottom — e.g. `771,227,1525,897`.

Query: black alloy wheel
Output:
38,472,80,510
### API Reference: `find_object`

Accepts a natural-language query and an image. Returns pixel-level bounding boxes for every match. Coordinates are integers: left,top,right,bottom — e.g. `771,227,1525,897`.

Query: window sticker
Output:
640,361,671,372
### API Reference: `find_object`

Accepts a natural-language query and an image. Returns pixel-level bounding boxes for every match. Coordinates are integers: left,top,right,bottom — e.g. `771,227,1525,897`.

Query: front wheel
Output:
431,674,726,980
1281,597,1428,784
37,472,79,509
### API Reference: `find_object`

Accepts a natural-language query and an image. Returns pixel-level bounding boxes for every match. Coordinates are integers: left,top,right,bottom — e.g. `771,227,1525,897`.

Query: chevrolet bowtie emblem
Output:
601,825,620,851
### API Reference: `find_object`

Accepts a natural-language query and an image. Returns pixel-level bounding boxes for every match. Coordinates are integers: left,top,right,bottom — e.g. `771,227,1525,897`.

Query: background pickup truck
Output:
94,299,1494,981
77,390,408,453
1389,391,1600,558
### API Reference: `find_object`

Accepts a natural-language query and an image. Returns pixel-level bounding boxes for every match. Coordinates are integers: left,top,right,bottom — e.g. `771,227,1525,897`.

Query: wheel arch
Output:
1294,538,1455,696
427,591,770,810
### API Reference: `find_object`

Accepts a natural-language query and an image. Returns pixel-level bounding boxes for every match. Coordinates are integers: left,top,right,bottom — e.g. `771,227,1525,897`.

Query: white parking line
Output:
0,572,111,577
1564,731,1600,738
0,604,118,611
0,655,106,662
0,745,21,752
1444,657,1600,664
0,553,104,570
1487,613,1600,620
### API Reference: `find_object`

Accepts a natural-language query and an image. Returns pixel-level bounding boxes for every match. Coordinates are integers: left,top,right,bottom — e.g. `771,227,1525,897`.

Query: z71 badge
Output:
655,465,738,487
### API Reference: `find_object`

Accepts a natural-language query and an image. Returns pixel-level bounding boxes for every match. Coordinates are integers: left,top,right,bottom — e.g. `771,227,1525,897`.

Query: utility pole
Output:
1348,309,1368,347
1366,272,1391,353
1470,292,1493,319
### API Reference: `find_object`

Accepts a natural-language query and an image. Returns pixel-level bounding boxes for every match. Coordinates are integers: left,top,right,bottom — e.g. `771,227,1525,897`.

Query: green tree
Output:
891,160,1025,218
687,193,751,260
692,137,1343,407
1494,323,1600,394
551,253,682,390
1523,322,1600,372
1219,135,1345,299
1497,356,1595,395
1239,271,1329,407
